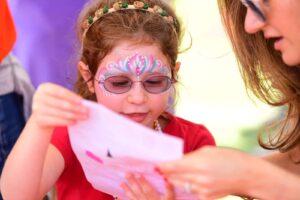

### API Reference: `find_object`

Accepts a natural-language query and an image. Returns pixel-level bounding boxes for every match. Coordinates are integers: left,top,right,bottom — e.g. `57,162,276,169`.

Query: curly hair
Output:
74,0,182,102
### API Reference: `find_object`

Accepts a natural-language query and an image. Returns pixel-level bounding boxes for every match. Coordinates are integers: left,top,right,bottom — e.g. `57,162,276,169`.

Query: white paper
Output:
69,100,197,199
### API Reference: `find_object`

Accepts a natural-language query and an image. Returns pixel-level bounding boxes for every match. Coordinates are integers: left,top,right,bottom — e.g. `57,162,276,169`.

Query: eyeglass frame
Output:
240,0,267,22
94,75,176,94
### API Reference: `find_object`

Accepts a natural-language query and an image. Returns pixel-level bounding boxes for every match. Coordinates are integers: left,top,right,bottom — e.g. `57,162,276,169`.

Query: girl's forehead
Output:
102,41,169,64
97,52,172,78
96,41,172,77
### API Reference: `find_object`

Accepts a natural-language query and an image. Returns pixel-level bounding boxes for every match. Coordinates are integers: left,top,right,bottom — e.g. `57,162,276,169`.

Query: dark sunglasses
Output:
240,0,266,22
96,75,174,94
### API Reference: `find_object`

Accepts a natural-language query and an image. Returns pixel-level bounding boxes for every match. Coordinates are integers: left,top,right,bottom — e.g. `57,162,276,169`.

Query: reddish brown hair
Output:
75,0,182,101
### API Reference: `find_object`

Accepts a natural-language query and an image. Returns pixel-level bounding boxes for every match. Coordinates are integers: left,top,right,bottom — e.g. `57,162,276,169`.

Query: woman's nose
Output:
127,83,147,104
244,8,266,34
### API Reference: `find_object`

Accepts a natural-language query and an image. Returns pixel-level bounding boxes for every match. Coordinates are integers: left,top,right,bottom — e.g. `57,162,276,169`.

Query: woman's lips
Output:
122,113,148,123
274,37,283,51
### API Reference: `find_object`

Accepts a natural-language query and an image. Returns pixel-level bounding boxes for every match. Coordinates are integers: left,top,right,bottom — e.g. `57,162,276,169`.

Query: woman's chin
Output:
282,53,300,67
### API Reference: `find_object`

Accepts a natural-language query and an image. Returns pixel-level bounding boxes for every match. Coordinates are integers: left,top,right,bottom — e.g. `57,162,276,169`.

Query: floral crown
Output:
82,1,177,39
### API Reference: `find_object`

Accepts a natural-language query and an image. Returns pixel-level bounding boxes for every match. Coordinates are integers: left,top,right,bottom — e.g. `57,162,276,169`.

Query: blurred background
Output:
173,0,281,154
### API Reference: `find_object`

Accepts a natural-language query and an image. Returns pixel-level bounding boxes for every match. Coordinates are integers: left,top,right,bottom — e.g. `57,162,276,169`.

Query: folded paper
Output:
69,100,197,199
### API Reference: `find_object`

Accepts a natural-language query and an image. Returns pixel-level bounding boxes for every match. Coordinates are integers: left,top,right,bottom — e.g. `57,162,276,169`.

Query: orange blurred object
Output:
0,0,16,62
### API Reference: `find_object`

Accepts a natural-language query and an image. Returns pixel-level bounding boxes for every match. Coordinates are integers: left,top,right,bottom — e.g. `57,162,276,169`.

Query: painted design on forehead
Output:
98,53,171,81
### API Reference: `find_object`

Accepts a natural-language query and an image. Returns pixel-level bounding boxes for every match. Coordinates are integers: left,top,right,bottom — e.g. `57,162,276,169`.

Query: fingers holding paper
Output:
121,173,175,200
32,83,89,129
156,146,255,199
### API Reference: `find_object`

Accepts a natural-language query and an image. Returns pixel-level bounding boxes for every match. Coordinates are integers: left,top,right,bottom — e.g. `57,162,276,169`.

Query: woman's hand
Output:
32,83,88,129
157,146,264,200
121,173,175,200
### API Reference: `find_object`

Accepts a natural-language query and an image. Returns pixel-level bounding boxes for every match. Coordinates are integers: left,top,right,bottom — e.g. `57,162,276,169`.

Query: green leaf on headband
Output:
88,16,93,24
103,5,109,14
143,3,149,9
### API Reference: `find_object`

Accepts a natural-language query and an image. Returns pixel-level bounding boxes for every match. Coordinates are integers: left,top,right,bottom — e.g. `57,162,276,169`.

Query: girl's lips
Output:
122,113,148,123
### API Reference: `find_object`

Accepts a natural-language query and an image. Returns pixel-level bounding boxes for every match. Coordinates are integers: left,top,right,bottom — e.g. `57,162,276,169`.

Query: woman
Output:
158,0,300,199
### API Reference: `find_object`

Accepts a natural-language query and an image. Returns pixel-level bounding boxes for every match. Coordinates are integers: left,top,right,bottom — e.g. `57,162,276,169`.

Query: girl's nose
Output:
244,8,266,34
127,83,147,104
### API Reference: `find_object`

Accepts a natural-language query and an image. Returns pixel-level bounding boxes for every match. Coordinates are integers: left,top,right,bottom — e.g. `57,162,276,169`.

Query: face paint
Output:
98,53,171,82
166,86,175,113
93,42,174,128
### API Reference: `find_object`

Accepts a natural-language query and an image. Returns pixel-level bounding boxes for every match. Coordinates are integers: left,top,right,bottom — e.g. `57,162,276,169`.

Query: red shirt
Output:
51,115,215,200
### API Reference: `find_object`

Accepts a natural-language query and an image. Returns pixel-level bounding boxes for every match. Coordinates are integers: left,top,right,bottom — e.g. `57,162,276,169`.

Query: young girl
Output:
158,0,300,199
0,0,215,199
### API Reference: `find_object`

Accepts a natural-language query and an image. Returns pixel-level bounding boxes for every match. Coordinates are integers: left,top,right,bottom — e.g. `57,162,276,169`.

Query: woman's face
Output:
243,0,300,66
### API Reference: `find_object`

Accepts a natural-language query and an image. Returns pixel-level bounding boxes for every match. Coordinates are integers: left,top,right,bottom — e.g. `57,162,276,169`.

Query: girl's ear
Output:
78,61,95,93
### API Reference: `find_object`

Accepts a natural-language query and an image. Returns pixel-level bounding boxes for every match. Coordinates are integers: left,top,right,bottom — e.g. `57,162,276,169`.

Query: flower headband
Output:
82,1,177,39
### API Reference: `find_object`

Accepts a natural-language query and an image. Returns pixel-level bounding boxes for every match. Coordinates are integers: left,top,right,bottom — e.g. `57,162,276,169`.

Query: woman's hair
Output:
218,0,300,152
75,0,182,102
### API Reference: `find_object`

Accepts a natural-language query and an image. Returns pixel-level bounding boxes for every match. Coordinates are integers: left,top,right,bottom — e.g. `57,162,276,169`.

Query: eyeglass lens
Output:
100,76,172,94
241,0,266,22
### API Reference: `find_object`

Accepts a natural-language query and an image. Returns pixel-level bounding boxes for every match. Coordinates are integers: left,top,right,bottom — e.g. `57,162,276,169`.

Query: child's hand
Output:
121,173,175,200
32,83,89,129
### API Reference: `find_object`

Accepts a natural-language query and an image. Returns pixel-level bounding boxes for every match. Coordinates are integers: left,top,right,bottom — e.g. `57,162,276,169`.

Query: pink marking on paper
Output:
86,150,104,164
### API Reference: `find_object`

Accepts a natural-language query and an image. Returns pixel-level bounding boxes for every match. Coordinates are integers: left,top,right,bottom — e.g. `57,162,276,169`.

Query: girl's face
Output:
243,0,300,66
82,41,174,129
